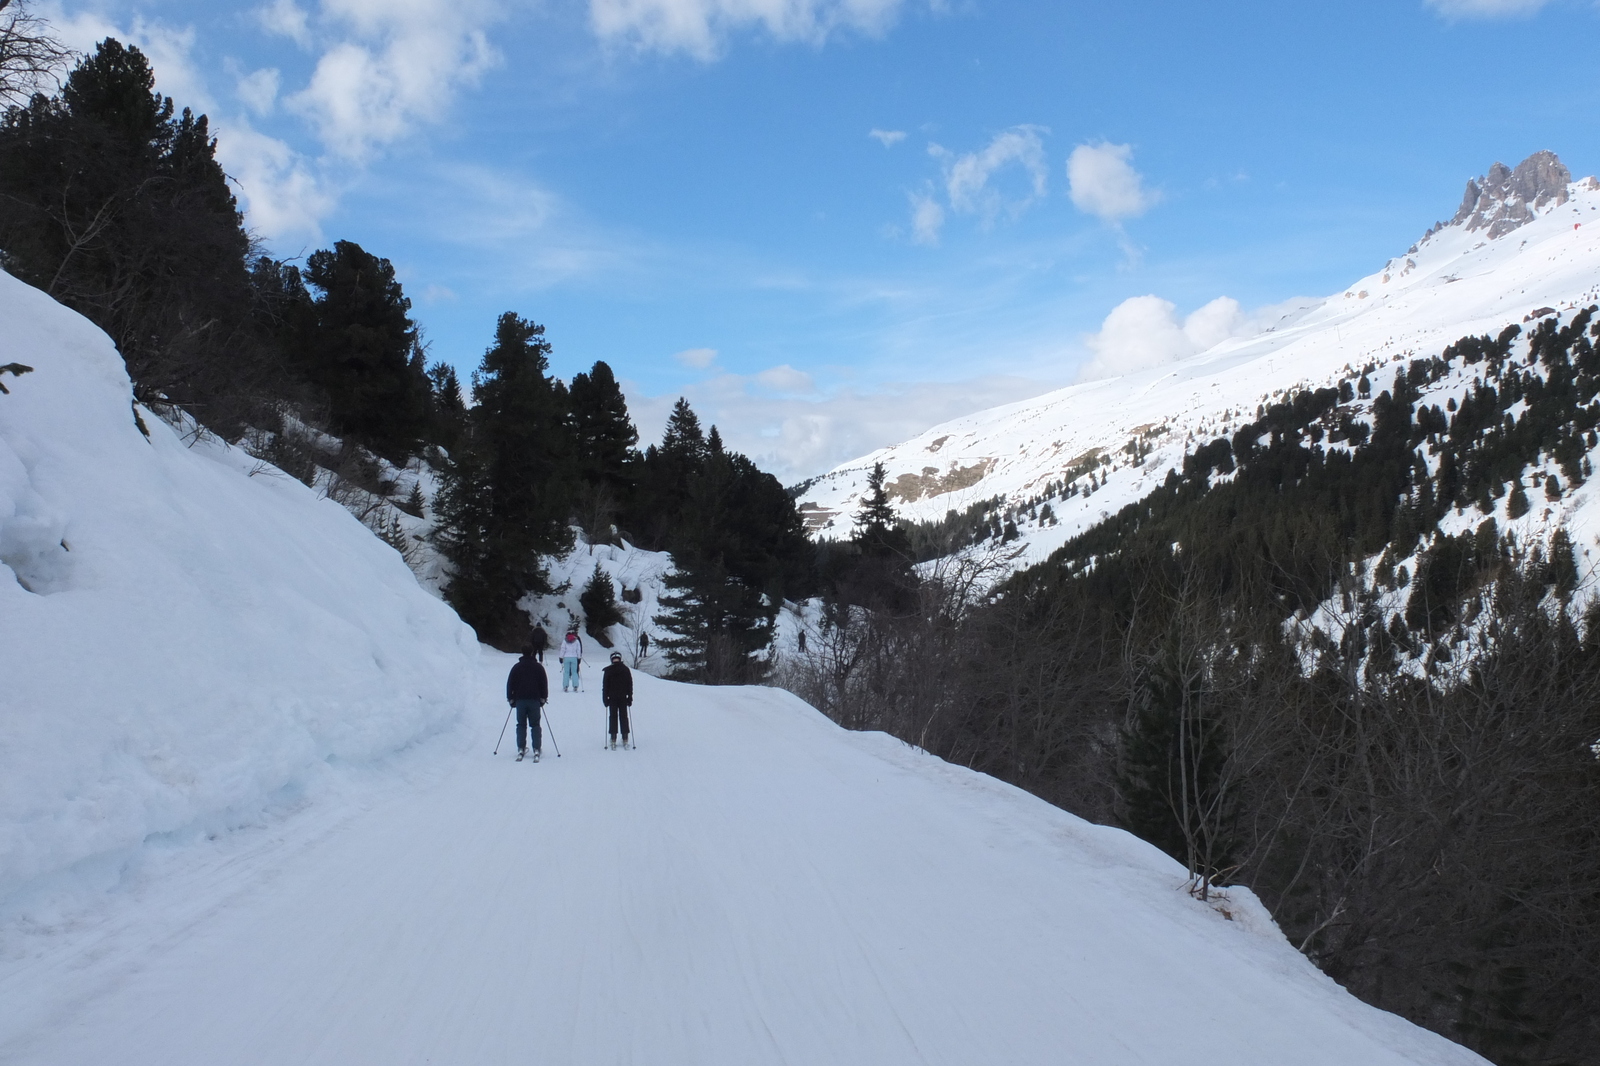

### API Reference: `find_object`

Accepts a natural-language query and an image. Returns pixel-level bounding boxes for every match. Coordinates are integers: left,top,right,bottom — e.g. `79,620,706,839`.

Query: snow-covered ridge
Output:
799,153,1600,569
0,268,481,906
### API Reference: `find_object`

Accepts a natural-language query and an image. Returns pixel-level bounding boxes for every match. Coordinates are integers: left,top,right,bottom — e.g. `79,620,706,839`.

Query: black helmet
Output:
610,652,623,662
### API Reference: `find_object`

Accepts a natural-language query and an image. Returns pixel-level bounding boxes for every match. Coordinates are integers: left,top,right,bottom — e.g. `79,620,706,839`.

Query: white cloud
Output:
675,347,718,369
909,191,943,245
938,126,1048,220
1424,0,1550,16
1078,294,1247,382
628,372,1053,483
257,0,314,48
1067,141,1157,222
236,67,281,115
216,120,337,240
589,0,905,61
288,1,500,162
35,7,337,241
869,128,905,147
754,364,816,394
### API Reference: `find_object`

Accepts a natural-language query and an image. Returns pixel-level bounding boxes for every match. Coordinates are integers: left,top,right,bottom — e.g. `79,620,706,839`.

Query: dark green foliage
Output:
578,562,623,646
823,462,917,612
568,360,638,493
1507,481,1530,519
431,312,573,649
0,39,276,433
647,400,811,682
1117,646,1236,883
295,241,431,461
426,362,467,452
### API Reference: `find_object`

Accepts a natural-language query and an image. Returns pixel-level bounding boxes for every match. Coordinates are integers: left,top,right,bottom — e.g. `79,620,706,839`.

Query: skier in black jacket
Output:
506,646,549,761
602,652,633,749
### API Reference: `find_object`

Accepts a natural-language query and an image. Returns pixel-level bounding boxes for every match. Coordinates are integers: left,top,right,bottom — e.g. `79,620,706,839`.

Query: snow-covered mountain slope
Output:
0,268,480,906
0,658,1490,1066
800,153,1600,570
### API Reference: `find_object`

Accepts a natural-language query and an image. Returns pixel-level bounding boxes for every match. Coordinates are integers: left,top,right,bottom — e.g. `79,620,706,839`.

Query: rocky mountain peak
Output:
1449,150,1571,239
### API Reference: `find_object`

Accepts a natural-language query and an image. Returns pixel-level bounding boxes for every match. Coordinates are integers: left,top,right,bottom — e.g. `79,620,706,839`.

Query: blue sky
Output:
37,0,1600,479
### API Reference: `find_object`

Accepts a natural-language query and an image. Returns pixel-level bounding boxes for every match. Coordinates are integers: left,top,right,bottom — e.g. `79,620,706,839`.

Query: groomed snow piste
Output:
0,271,1489,1063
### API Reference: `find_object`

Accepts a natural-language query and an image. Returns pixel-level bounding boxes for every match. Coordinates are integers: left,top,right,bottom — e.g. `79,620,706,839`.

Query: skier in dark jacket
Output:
506,647,549,761
602,651,633,749
529,625,549,663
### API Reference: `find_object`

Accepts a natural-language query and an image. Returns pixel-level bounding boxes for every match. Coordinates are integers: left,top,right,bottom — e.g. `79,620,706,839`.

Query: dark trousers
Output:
608,702,631,739
515,699,543,752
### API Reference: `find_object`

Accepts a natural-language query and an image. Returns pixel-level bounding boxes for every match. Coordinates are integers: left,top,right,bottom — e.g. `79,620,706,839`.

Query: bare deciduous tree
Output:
0,0,72,107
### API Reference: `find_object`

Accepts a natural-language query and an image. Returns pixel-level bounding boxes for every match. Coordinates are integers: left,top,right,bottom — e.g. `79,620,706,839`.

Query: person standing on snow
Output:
637,631,649,658
559,629,583,692
529,625,549,663
506,644,548,761
602,651,633,749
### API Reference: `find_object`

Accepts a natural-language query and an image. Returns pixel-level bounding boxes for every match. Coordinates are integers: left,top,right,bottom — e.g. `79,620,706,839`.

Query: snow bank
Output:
0,270,480,904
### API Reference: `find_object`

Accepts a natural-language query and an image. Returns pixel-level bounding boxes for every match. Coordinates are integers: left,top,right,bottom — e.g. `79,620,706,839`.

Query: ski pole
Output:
541,702,562,757
493,702,513,755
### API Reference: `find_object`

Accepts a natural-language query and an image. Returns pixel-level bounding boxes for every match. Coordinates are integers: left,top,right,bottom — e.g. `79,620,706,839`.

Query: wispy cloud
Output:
675,347,719,369
1423,0,1550,17
869,127,906,147
628,371,1052,482
905,126,1048,244
589,0,908,61
937,125,1048,220
908,191,944,245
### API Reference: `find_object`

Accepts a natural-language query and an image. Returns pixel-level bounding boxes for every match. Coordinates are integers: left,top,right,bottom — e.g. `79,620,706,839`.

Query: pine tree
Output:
568,360,638,491
432,312,574,648
579,562,624,646
0,39,265,431
629,397,709,548
298,241,431,461
1507,481,1531,520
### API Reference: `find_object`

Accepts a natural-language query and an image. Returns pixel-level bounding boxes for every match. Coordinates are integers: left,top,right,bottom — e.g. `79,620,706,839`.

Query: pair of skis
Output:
515,749,541,762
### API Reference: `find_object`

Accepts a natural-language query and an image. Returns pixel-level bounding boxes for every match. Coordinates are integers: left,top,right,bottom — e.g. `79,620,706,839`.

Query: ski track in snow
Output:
0,657,1486,1066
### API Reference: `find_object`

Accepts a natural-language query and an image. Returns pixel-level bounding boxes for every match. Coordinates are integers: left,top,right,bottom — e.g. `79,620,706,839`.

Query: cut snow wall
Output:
0,270,480,903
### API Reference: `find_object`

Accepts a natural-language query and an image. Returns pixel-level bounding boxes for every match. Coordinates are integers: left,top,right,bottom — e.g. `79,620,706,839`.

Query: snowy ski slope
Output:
0,663,1489,1066
800,163,1600,573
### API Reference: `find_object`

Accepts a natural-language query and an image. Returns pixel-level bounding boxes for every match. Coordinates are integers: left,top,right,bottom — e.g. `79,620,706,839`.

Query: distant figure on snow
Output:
529,625,549,662
559,629,583,692
637,631,649,658
603,651,633,749
506,644,548,761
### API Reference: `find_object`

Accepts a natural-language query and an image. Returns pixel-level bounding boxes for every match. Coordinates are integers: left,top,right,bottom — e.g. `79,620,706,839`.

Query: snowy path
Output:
0,657,1483,1066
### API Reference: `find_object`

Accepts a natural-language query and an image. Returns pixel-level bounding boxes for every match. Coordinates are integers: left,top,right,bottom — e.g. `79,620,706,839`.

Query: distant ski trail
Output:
0,662,1488,1066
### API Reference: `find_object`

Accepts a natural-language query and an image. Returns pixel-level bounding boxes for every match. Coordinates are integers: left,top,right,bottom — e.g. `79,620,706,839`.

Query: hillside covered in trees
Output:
789,311,1600,1066
0,34,814,674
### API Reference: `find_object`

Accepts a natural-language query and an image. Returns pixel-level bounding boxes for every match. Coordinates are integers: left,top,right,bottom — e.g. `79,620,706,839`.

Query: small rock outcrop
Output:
1450,150,1571,239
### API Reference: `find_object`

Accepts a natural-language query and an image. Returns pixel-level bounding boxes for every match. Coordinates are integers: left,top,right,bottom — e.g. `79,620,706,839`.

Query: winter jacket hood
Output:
506,654,549,702
602,662,633,705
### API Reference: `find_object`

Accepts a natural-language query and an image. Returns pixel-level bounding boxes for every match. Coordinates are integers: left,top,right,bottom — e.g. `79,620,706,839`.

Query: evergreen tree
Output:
827,461,917,612
298,240,431,460
568,360,638,491
647,404,812,682
0,38,269,431
432,312,573,648
578,562,624,646
629,397,709,547
426,362,467,452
